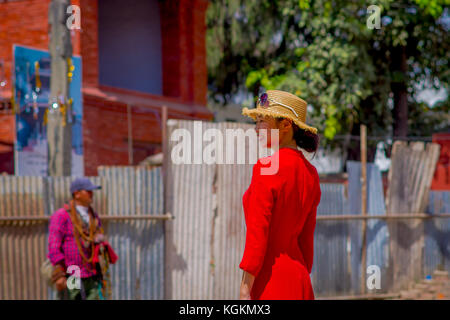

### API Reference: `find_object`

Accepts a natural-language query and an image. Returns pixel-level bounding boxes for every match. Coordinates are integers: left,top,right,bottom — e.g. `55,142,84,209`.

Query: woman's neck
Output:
278,139,297,150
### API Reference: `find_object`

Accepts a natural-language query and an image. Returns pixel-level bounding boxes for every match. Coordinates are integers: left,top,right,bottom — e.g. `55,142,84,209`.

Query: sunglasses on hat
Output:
258,93,299,117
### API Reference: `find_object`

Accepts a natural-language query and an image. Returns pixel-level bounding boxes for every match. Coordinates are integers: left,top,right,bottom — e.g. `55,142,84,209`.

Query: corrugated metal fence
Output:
424,191,450,276
164,121,253,299
1,119,449,299
164,120,450,298
312,183,353,295
0,167,164,300
0,176,49,299
312,161,391,296
98,166,164,300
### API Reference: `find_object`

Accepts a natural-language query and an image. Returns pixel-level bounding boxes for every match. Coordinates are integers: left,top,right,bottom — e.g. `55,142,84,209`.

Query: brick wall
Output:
82,86,212,175
191,0,209,107
0,0,211,175
160,0,208,106
0,0,210,101
0,0,51,93
0,114,14,174
82,93,163,174
79,0,98,87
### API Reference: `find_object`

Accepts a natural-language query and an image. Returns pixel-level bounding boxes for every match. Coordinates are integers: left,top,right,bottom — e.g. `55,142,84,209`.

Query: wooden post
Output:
162,105,169,299
162,106,168,197
360,124,368,294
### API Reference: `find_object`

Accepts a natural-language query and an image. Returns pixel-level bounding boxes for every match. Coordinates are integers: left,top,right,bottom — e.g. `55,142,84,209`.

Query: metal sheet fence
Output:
165,121,370,298
424,191,450,276
0,168,164,300
311,183,353,296
165,120,220,299
347,161,390,294
1,120,450,299
0,220,48,299
214,123,253,299
0,176,50,300
164,120,450,299
98,166,164,300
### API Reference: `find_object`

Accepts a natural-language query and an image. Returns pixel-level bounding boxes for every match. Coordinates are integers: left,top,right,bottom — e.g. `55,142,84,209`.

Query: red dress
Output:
239,147,321,300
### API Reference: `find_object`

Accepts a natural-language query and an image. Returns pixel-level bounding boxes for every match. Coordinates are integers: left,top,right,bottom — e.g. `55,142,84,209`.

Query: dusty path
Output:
394,270,450,300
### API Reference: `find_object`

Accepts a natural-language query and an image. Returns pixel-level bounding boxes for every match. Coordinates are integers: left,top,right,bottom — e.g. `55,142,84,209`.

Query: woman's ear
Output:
279,118,293,132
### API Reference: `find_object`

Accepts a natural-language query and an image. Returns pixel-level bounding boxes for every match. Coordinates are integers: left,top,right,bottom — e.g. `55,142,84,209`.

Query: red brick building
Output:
0,0,211,175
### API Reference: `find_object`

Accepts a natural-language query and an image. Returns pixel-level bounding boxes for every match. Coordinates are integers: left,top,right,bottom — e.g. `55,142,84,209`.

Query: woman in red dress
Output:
239,90,321,300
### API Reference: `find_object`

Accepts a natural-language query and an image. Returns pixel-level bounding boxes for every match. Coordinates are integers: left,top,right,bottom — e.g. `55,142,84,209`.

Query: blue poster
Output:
13,45,83,176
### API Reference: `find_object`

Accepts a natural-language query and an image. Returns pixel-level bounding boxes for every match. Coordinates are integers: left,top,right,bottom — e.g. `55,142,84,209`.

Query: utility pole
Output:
47,0,72,176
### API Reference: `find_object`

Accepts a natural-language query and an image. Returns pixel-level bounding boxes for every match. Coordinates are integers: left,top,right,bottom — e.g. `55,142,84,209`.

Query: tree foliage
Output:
206,0,449,160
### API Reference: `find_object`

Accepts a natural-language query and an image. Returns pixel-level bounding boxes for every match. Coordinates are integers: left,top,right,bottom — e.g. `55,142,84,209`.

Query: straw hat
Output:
242,90,317,134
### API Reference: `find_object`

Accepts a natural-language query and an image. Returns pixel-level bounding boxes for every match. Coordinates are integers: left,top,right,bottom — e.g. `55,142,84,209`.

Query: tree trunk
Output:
392,46,408,139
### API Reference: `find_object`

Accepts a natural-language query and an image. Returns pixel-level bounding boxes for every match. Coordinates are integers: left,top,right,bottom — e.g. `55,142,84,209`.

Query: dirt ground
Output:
393,270,450,300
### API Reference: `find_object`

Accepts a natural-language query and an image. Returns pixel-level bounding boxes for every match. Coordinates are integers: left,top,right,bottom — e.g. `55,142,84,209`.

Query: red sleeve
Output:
239,161,276,277
298,188,321,274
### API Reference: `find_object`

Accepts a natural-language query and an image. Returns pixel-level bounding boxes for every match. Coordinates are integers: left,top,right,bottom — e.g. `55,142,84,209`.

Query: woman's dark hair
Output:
293,125,319,153
275,118,320,153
